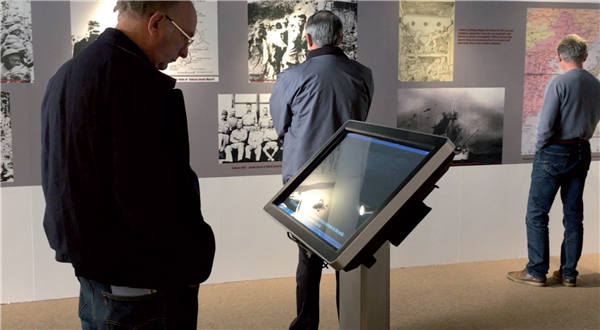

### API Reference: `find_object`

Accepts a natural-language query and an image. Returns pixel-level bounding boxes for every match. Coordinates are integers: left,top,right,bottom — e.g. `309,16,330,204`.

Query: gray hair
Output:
113,1,180,18
557,34,588,63
305,10,343,47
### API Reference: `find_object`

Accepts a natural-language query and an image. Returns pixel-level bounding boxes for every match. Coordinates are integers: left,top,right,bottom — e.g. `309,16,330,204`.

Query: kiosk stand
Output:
338,200,432,329
339,243,390,329
263,121,455,330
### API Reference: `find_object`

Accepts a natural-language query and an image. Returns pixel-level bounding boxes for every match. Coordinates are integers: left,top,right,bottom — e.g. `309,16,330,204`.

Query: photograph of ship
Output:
397,88,505,165
248,0,357,82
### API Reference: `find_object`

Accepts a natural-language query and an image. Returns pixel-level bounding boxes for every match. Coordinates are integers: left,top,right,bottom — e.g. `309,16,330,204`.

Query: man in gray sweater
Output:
508,34,600,287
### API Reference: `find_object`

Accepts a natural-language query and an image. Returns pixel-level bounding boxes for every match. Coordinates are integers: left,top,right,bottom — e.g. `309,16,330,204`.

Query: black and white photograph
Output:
398,0,454,82
248,0,358,82
70,1,118,57
397,88,505,165
1,91,14,182
218,93,282,164
1,0,34,83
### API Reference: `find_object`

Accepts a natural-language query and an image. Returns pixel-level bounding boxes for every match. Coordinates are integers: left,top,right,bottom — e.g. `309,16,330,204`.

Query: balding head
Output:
114,1,196,70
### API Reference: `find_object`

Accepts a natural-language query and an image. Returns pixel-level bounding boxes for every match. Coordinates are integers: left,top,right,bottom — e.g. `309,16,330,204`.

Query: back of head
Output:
113,1,180,19
557,34,587,64
305,10,343,47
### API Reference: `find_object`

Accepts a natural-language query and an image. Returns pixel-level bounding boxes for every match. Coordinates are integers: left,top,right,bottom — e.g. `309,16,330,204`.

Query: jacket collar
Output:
98,28,176,88
307,45,347,60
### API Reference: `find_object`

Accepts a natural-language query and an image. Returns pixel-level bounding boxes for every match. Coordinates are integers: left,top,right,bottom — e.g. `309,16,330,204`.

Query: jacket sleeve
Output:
269,70,296,138
364,68,375,119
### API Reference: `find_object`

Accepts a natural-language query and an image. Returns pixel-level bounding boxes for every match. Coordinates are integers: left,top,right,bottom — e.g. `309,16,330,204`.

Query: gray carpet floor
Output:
2,254,599,329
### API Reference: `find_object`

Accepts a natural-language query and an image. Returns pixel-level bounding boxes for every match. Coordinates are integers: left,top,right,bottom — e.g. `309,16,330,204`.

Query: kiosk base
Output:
339,243,390,330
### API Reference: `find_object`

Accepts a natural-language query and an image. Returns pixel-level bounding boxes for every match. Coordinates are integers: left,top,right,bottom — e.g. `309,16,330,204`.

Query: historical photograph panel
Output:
397,88,504,165
398,0,454,82
248,0,358,82
163,0,220,82
1,91,14,182
1,0,34,83
71,1,219,82
70,1,118,57
218,93,282,163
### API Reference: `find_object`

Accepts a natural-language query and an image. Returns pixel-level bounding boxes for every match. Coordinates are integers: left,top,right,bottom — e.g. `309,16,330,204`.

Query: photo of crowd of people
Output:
1,91,14,182
1,0,34,83
248,0,358,82
218,94,282,164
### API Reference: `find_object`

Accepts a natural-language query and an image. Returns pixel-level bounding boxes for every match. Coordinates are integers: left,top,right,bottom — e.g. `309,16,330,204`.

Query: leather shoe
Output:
507,269,546,287
552,270,576,287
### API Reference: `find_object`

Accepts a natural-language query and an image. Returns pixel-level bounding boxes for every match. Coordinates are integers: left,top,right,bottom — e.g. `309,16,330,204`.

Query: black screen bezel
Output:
264,120,450,263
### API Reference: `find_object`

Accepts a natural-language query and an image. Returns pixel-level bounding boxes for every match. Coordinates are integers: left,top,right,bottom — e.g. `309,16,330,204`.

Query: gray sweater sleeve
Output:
535,77,561,151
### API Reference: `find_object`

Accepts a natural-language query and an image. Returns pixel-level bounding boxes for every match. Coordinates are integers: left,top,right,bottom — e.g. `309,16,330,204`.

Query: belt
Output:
553,138,586,144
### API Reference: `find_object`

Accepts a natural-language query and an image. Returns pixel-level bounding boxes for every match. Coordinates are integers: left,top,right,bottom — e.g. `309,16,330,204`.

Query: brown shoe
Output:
552,270,576,287
507,269,546,287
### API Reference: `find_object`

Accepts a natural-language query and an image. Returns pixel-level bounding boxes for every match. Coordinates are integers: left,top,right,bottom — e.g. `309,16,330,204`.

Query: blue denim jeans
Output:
525,142,591,280
78,277,199,330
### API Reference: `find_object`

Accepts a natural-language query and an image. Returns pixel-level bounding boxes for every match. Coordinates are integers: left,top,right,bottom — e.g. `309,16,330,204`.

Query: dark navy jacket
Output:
270,46,374,183
41,28,215,288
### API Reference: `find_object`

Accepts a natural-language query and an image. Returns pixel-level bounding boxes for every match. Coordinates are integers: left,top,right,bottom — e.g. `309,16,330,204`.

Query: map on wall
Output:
70,1,219,82
217,93,282,164
397,88,504,165
1,91,14,182
521,8,600,156
398,0,454,82
248,0,358,82
163,0,219,82
1,0,34,83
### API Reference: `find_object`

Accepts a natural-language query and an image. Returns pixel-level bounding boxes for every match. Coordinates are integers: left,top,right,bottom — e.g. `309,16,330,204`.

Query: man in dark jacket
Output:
270,10,374,330
41,1,215,328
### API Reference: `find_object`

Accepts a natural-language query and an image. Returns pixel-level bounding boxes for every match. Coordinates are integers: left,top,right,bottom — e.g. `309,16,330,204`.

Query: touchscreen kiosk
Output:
264,120,455,271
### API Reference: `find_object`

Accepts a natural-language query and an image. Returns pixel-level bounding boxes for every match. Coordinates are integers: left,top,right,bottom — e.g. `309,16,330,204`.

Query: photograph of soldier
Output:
245,124,264,161
218,110,231,156
261,118,280,162
218,94,283,163
1,0,34,83
225,120,249,162
397,88,504,165
248,0,358,82
1,91,14,182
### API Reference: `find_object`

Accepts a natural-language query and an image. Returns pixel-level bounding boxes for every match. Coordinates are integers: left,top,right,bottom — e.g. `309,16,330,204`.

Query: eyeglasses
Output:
165,15,194,46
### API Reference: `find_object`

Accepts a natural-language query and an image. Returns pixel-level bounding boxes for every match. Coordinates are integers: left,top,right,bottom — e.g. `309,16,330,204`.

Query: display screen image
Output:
277,133,429,250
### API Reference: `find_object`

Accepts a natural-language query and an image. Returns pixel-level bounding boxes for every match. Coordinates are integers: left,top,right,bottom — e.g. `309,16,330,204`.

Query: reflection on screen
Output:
278,133,429,249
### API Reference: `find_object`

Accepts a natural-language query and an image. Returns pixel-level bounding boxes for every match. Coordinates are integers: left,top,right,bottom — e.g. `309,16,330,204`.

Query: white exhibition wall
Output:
1,162,598,303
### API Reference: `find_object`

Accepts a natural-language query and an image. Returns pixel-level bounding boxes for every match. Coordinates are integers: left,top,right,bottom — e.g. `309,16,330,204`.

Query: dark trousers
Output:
289,246,339,330
78,277,199,330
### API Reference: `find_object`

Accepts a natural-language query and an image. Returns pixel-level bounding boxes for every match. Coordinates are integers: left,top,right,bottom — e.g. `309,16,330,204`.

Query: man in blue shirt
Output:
270,10,373,330
507,34,600,287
